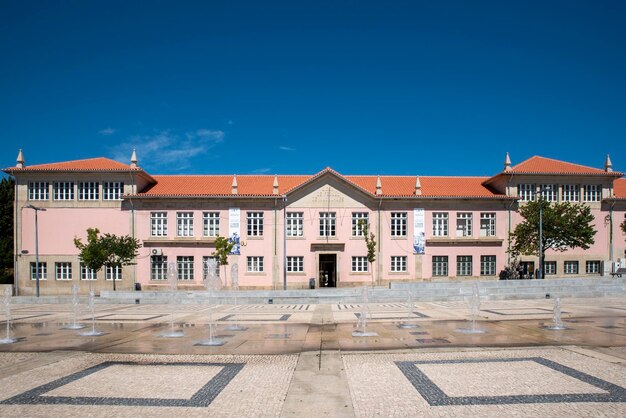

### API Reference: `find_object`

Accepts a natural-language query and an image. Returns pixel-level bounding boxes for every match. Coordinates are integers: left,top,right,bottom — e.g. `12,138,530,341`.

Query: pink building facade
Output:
4,151,626,296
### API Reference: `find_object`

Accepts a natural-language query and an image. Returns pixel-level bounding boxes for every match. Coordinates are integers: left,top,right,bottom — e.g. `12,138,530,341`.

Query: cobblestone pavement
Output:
0,296,624,417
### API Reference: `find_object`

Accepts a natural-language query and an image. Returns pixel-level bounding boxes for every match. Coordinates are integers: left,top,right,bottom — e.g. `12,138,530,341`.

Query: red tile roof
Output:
508,156,620,176
4,157,139,172
614,178,626,199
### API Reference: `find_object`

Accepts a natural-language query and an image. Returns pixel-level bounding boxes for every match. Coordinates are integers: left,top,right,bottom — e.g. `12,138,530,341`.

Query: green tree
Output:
74,228,141,291
359,220,377,286
212,236,234,287
621,218,626,238
509,200,596,270
0,177,15,284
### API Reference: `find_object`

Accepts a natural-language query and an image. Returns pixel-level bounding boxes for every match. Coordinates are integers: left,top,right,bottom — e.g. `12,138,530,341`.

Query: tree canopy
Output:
212,236,234,286
359,220,377,286
621,218,626,239
509,200,596,259
0,177,14,283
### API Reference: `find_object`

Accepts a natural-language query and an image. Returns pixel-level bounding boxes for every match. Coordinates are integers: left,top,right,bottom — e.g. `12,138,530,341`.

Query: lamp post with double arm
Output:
24,205,46,297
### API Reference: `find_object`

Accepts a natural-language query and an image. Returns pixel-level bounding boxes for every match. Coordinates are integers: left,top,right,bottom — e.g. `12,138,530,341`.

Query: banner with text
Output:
413,208,425,254
228,208,241,255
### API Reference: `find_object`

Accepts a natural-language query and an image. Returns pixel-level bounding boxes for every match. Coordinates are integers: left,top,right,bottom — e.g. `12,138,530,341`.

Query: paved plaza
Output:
0,296,625,416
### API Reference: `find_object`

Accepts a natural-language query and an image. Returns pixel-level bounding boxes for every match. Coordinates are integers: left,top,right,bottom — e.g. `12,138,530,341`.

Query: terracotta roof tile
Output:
614,178,626,199
509,156,618,176
4,157,137,172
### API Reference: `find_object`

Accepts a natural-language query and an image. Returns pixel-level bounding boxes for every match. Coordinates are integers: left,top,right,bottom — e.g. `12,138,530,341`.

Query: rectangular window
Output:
28,182,49,200
53,182,74,200
319,212,336,237
432,256,448,276
480,255,496,276
78,182,99,200
351,256,368,272
203,212,220,237
202,256,220,278
390,212,407,237
479,213,496,237
151,212,168,237
286,212,304,237
247,212,264,237
150,255,168,280
390,256,407,272
103,182,124,200
105,265,122,281
456,213,472,237
80,263,97,280
540,185,558,202
583,185,601,202
247,256,264,272
55,262,72,280
352,212,369,237
177,256,194,280
287,256,304,272
564,261,579,274
544,261,557,276
432,212,448,237
562,184,580,202
457,256,472,276
518,184,536,201
177,212,194,237
585,260,601,274
30,262,47,280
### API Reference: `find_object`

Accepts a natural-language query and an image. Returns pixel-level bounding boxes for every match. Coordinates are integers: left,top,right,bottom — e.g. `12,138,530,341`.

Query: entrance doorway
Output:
520,261,535,279
319,254,337,287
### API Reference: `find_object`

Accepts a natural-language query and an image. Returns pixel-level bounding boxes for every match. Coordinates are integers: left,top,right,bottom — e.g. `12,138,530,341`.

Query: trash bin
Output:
135,283,141,291
309,278,315,289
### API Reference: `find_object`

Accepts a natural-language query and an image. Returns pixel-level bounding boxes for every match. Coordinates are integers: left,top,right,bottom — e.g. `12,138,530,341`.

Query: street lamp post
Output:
538,185,551,280
24,205,46,297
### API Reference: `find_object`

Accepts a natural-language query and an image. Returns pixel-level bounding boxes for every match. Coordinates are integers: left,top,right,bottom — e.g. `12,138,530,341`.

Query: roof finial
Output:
504,152,512,172
273,175,279,195
605,154,613,173
16,149,24,169
231,175,238,195
414,176,421,195
376,176,382,196
130,148,137,168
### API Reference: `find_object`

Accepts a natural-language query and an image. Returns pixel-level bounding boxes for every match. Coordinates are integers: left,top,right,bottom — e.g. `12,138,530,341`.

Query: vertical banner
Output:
228,208,241,255
413,208,425,254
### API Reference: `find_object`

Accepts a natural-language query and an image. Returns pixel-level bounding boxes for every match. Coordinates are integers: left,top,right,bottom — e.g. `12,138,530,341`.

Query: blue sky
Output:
1,1,625,176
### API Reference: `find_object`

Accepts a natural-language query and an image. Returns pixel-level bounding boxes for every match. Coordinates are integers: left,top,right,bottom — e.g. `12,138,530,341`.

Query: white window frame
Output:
103,181,124,200
479,213,496,237
585,260,601,274
30,262,47,280
55,262,72,280
544,261,557,276
352,212,369,237
203,212,220,237
432,256,448,276
390,256,407,272
287,256,304,272
247,212,264,237
177,212,194,237
456,213,472,237
583,185,601,202
150,255,168,280
540,184,558,202
286,212,304,237
177,256,194,280
105,265,122,281
457,256,472,276
151,212,168,237
390,212,407,237
432,213,448,237
319,212,336,237
518,184,536,202
351,256,368,272
28,182,49,200
80,263,97,280
247,256,264,272
53,181,74,200
480,255,496,276
562,184,580,202
564,261,579,274
78,181,99,200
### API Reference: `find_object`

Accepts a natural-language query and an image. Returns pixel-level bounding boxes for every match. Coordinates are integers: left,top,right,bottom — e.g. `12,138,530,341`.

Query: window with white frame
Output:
247,256,264,272
319,212,336,237
457,256,472,276
151,212,168,237
80,263,97,280
518,184,536,201
540,185,558,202
544,261,557,276
480,255,496,276
562,184,580,202
177,256,194,280
456,213,472,237
103,182,124,200
28,182,49,200
177,212,194,237
53,182,74,200
584,185,601,202
351,256,368,272
202,256,220,278
585,260,601,274
78,182,99,200
390,212,407,237
564,261,579,274
432,212,448,237
55,262,72,280
150,255,168,280
479,213,496,237
390,256,407,272
247,212,264,237
352,212,369,237
286,212,304,237
432,256,448,276
287,256,304,272
203,212,220,237
105,265,122,281
30,262,47,280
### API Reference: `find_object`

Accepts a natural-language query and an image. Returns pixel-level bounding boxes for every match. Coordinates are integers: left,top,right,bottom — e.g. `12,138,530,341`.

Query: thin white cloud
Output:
252,168,271,174
279,146,296,151
99,127,116,136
